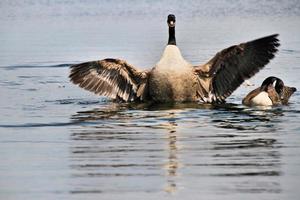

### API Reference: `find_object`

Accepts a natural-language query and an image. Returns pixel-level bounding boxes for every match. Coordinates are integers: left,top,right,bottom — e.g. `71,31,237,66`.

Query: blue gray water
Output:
1,1,300,199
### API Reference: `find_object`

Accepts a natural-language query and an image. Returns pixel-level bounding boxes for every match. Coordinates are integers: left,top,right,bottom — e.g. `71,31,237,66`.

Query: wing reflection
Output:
68,102,283,195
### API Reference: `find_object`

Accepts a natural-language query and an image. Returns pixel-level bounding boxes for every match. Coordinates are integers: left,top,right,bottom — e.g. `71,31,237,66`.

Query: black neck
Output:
168,26,176,45
260,76,276,92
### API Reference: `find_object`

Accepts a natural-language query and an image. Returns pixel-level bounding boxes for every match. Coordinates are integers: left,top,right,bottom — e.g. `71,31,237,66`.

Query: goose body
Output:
70,14,280,104
247,91,273,106
149,45,198,102
243,76,296,106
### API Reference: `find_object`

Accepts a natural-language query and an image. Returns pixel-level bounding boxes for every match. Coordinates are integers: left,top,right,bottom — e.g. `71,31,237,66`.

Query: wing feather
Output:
69,59,149,101
195,34,280,102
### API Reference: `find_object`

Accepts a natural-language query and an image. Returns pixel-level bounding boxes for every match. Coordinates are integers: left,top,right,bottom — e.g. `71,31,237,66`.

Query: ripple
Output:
45,98,108,105
282,49,300,54
4,63,73,70
213,138,278,150
0,121,79,128
213,171,281,177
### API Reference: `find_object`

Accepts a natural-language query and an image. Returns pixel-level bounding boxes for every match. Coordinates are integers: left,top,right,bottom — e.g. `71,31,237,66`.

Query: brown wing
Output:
69,58,149,102
194,34,280,103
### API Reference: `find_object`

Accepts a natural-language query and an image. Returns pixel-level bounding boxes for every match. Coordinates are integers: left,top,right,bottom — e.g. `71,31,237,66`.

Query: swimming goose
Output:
242,76,297,106
70,14,280,103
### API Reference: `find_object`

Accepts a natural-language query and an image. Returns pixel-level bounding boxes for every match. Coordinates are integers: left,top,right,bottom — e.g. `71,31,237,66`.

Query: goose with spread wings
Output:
70,14,280,103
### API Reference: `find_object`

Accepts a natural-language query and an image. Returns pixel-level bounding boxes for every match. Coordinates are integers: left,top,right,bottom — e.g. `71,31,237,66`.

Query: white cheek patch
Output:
273,80,277,88
250,91,273,106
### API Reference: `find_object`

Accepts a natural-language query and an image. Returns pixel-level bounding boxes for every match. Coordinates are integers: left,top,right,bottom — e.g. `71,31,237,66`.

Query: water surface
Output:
1,1,300,199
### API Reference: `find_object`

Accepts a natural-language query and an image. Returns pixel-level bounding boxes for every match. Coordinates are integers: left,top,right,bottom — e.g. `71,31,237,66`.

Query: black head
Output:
261,76,278,92
261,76,286,99
167,14,176,27
274,78,284,95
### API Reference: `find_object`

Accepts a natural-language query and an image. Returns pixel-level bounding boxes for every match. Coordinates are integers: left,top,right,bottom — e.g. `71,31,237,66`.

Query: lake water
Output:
1,1,300,199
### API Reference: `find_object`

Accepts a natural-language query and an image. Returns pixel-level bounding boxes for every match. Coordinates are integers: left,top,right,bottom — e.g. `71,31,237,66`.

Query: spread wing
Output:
194,34,280,103
69,58,149,102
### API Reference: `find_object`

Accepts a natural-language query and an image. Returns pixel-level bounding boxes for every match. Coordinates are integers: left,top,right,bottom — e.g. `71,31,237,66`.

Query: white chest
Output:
250,91,273,106
155,45,191,72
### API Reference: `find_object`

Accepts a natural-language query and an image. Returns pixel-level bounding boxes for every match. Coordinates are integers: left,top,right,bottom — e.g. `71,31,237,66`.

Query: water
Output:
1,1,300,199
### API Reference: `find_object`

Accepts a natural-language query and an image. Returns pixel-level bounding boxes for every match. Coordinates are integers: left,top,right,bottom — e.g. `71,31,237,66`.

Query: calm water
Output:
1,1,300,199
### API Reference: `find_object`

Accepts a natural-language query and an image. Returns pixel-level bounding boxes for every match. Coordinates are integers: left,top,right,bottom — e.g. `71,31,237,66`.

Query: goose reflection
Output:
211,104,285,132
69,104,183,194
161,115,180,194
206,105,283,193
69,102,284,195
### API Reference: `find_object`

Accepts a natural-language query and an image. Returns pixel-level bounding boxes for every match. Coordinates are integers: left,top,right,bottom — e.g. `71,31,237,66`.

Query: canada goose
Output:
242,76,297,106
70,14,280,103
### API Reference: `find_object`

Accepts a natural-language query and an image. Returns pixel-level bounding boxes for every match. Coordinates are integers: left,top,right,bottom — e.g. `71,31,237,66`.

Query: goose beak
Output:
168,21,175,27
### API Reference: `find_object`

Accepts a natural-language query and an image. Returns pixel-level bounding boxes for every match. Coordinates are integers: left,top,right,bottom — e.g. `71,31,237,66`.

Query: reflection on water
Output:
211,105,284,132
2,1,300,198
163,117,179,194
70,103,285,132
69,103,283,195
